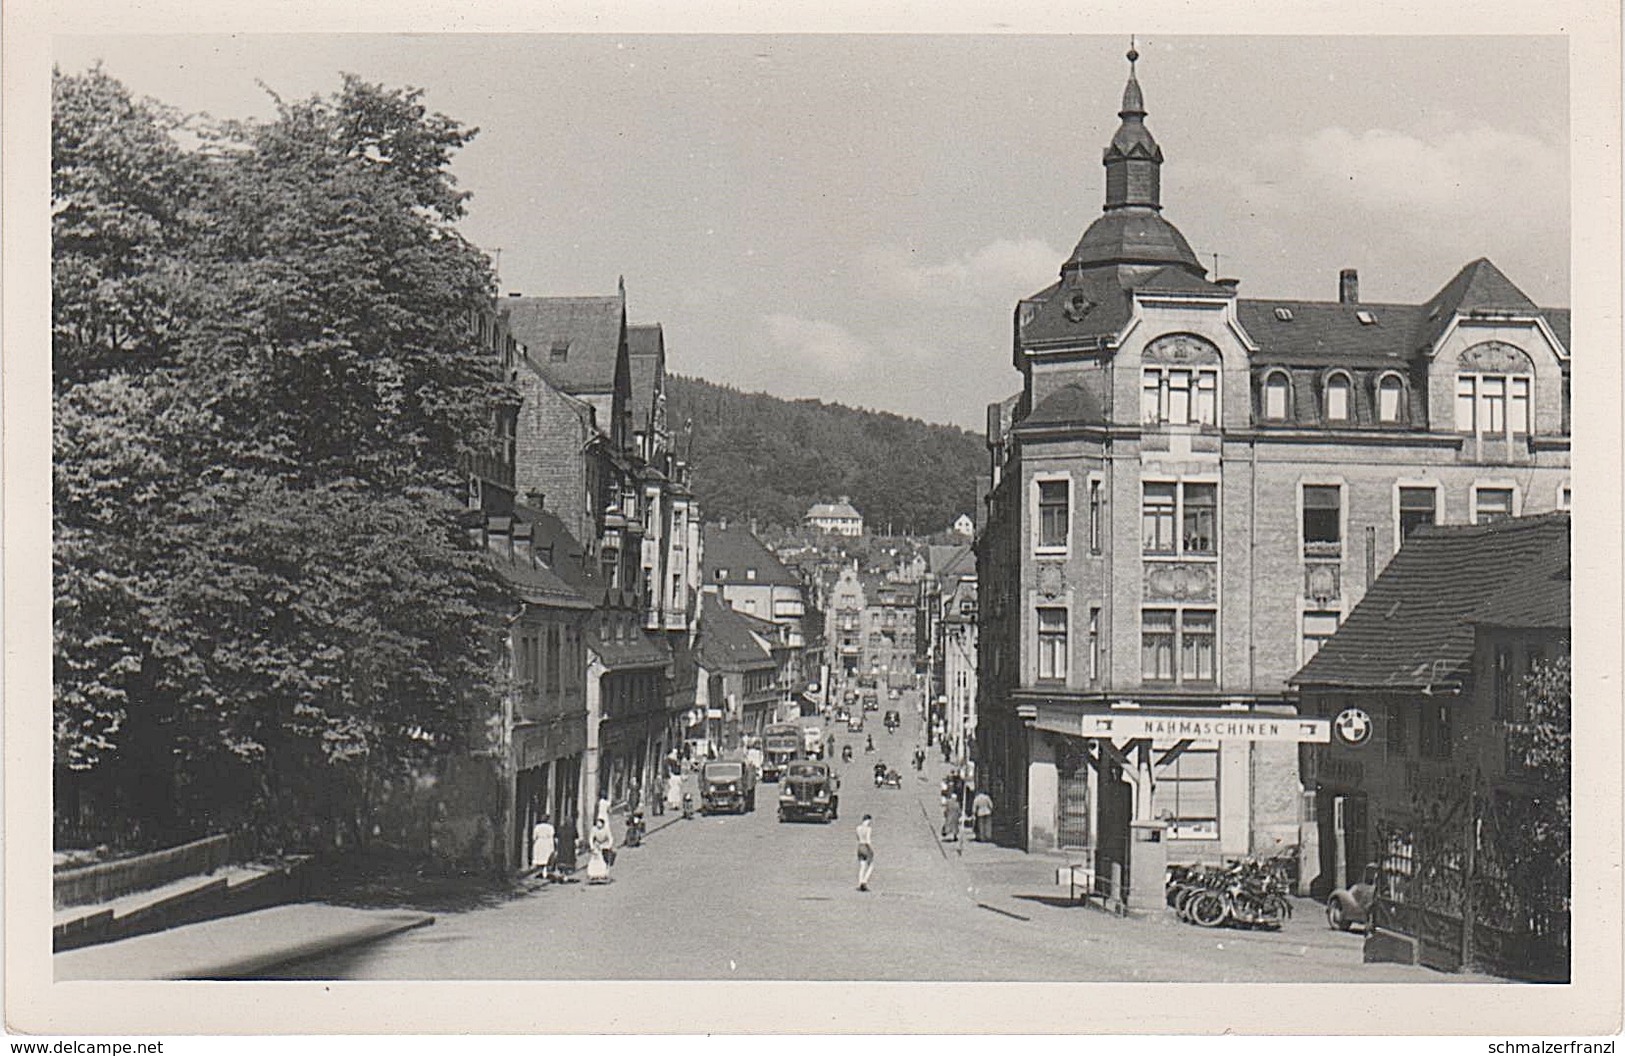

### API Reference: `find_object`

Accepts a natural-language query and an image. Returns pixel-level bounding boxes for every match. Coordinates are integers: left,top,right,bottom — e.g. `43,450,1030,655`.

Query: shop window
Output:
1398,486,1438,540
1037,607,1068,681
1151,740,1219,839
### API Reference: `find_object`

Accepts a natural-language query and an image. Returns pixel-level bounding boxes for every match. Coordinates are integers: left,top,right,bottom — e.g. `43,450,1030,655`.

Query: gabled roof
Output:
702,522,802,587
503,295,625,395
1291,514,1570,691
627,323,665,434
1414,258,1539,353
1468,558,1571,630
696,593,776,673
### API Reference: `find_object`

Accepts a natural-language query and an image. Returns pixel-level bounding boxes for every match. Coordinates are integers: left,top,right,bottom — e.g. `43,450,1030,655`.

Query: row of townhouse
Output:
918,544,979,761
427,282,707,873
973,50,1570,911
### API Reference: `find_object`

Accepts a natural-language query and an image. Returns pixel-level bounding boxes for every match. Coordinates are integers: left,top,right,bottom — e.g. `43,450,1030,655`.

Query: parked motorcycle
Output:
1165,857,1293,930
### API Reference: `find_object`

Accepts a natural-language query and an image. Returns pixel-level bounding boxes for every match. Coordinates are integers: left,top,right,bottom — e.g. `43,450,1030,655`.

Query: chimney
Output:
1339,269,1359,305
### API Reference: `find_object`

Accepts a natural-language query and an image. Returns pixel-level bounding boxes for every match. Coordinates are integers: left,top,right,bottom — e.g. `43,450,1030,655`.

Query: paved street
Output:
264,695,1464,982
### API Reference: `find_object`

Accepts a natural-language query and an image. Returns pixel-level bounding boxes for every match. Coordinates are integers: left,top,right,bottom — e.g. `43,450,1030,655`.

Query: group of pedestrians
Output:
527,798,620,886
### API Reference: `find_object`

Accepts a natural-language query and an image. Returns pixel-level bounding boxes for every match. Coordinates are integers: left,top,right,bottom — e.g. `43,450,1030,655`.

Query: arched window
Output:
1377,373,1405,423
1324,372,1352,422
1262,371,1291,421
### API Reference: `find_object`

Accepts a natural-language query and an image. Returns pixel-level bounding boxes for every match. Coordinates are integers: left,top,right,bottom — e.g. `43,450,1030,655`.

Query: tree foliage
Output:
53,67,511,851
666,374,984,534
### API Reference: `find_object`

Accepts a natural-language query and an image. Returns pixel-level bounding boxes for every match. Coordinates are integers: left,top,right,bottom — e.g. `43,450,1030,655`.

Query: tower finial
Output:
1128,35,1138,66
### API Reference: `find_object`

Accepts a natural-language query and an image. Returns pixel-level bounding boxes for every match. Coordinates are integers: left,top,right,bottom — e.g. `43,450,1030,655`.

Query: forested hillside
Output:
666,375,984,534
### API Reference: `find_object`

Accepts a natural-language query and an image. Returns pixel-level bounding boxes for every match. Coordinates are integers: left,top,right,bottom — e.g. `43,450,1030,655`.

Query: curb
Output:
195,911,436,980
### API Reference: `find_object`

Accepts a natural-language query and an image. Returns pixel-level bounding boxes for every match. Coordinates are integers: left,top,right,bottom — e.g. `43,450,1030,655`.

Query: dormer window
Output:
1377,374,1405,423
1324,373,1352,422
1262,372,1291,420
1355,310,1377,325
1273,307,1294,322
550,341,569,362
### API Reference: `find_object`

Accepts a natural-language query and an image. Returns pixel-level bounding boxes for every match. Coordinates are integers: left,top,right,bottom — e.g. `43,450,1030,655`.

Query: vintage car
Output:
846,711,865,732
778,760,840,823
1326,863,1381,931
700,759,758,814
883,709,901,732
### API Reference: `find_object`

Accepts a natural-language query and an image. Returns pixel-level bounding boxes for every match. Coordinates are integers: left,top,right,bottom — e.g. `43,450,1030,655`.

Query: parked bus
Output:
761,723,802,782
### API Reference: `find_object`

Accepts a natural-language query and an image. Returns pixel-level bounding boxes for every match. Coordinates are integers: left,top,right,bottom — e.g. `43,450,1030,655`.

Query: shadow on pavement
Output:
306,852,528,913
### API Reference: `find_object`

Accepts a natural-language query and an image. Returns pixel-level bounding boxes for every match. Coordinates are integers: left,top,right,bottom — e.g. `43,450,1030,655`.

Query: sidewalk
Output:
54,903,434,980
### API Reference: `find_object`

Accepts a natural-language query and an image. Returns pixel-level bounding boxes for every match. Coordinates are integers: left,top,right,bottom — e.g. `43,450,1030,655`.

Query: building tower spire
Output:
1102,39,1163,212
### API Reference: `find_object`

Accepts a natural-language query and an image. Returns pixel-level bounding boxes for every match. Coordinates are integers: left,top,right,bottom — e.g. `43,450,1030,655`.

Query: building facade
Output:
974,49,1571,888
1293,514,1570,980
805,497,865,537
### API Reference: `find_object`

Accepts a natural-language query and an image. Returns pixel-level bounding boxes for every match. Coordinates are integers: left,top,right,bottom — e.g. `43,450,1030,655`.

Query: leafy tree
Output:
53,68,513,853
1503,652,1571,876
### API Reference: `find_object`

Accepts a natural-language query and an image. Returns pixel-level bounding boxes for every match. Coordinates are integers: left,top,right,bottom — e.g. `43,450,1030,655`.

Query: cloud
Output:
1195,124,1563,226
762,313,876,373
859,237,1062,306
1295,125,1561,214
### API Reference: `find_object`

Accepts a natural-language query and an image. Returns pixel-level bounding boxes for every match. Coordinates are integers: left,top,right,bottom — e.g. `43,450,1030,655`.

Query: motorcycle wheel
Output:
1187,891,1230,928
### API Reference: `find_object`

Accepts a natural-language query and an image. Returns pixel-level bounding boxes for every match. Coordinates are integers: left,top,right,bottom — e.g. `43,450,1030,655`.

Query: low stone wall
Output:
54,834,232,909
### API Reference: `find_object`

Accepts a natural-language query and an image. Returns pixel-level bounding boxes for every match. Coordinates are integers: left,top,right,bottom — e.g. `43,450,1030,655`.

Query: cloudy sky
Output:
53,34,1569,430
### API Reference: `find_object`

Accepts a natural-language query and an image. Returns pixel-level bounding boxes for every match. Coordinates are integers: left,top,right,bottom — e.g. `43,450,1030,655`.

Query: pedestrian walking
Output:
855,814,875,891
972,788,994,842
555,814,579,876
941,786,959,841
531,813,556,879
586,815,615,884
596,794,612,828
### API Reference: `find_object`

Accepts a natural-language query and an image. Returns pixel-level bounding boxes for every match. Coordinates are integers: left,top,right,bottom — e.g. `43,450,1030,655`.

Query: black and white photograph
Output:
6,1,1622,1043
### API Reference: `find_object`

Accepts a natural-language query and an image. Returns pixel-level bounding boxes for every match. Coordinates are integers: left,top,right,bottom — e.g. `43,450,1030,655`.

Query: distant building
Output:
695,593,781,749
805,496,864,537
1293,513,1569,981
952,514,975,537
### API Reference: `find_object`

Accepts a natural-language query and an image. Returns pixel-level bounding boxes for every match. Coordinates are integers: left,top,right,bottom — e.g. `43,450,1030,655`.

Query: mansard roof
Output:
1017,383,1108,431
1238,259,1567,367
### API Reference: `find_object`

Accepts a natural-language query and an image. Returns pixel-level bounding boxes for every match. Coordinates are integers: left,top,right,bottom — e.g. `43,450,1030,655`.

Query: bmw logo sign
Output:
1334,707,1373,747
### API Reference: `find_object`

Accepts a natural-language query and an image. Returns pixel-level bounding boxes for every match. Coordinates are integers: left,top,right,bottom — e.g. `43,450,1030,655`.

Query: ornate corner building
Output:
974,48,1570,876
